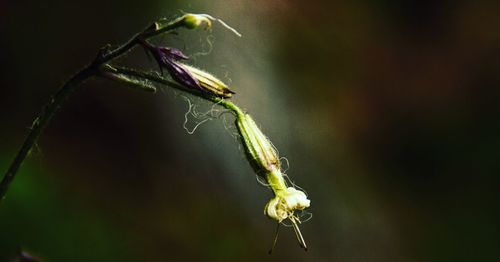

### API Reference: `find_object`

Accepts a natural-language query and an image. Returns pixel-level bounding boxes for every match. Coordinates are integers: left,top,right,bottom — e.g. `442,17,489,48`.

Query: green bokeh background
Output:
1,0,500,261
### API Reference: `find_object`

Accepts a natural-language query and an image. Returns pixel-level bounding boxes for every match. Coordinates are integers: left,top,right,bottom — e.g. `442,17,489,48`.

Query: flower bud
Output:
181,64,235,98
139,39,235,98
236,113,280,175
182,14,212,30
181,14,241,37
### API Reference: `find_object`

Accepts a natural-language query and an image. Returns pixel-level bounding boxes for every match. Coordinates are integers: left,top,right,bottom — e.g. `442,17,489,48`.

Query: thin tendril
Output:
182,96,213,135
256,175,270,187
280,156,290,173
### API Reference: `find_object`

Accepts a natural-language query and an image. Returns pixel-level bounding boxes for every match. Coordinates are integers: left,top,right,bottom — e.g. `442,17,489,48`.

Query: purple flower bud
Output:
139,39,234,98
163,58,201,91
161,47,189,61
139,39,202,90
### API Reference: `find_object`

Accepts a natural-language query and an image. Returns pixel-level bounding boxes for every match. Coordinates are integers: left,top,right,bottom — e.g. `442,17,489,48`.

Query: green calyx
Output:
236,113,280,175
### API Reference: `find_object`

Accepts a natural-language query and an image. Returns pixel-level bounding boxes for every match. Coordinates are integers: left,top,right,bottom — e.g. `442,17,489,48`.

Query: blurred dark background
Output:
1,0,500,261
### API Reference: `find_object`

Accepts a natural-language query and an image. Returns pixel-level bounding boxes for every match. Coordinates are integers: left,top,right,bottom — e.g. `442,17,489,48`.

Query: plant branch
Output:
103,67,311,251
1,13,311,251
97,16,187,64
103,65,245,116
0,66,95,200
0,14,197,201
100,67,157,93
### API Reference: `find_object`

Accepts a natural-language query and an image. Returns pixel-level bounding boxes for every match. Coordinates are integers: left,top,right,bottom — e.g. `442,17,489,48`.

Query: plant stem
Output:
0,15,192,201
96,16,185,63
100,68,157,93
0,66,95,200
105,65,245,116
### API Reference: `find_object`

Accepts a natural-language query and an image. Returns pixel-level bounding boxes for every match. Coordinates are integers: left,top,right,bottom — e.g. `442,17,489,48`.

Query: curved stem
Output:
97,15,187,64
0,66,95,200
0,14,193,201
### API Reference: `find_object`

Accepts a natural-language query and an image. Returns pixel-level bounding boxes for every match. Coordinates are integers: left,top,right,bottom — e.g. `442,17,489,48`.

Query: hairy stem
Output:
100,69,157,92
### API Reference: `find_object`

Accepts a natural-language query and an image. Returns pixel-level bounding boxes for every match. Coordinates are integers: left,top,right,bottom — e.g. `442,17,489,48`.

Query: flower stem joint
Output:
235,112,311,250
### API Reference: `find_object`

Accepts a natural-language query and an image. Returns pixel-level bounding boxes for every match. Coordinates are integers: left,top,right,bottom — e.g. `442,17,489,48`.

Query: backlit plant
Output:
0,13,311,252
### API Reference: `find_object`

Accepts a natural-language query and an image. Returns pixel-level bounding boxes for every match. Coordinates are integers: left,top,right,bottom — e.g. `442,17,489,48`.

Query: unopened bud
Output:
138,39,235,98
181,64,235,98
236,113,280,175
182,13,241,37
183,14,212,30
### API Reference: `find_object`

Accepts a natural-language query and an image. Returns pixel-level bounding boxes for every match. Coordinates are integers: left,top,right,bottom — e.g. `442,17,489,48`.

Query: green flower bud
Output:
181,13,241,37
181,64,235,98
183,14,212,30
236,113,280,175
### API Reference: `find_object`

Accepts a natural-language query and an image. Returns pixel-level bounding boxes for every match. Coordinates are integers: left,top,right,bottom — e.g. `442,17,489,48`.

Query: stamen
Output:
290,216,308,251
268,223,281,254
